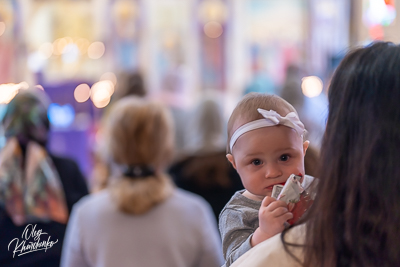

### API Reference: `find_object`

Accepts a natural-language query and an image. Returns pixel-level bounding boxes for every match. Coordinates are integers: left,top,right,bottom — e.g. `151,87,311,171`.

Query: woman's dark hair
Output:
283,42,400,266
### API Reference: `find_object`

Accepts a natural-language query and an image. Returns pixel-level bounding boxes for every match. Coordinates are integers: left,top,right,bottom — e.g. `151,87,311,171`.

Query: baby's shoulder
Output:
220,191,260,223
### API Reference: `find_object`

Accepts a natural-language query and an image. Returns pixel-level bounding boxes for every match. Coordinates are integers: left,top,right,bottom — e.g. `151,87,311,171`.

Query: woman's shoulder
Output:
231,225,306,267
71,190,111,214
168,188,214,215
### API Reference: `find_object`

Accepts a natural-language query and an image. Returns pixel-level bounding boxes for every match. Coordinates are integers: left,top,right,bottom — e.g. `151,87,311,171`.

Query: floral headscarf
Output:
0,89,68,226
2,89,50,147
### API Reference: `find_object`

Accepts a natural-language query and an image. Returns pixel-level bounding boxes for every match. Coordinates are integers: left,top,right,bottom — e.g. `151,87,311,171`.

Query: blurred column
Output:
226,0,307,107
197,0,228,91
306,0,350,79
109,0,141,71
142,0,198,109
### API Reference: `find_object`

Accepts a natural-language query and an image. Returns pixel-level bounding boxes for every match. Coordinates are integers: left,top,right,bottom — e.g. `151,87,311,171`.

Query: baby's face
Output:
229,125,308,199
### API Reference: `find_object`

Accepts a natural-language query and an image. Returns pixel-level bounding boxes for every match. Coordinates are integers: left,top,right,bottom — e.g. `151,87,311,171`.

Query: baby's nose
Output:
264,163,282,179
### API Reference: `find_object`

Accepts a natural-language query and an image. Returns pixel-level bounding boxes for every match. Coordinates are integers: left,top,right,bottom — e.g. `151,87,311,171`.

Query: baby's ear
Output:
303,140,310,155
226,154,237,170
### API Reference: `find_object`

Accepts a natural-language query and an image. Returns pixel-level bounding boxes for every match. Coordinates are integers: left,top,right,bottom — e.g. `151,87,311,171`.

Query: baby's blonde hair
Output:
103,96,174,214
227,93,298,154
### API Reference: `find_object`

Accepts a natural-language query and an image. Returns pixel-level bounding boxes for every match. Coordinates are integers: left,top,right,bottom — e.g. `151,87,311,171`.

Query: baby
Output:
219,93,314,266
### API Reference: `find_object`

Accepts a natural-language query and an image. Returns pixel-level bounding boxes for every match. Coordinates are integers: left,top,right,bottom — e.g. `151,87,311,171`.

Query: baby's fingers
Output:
280,211,293,222
261,196,276,207
271,207,290,218
265,199,288,211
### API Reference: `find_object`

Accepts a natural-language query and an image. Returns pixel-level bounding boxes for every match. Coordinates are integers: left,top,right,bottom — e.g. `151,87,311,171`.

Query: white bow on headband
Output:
229,109,305,151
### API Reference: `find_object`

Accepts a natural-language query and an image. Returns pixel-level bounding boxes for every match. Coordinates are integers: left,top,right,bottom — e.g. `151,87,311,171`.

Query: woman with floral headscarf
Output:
0,88,88,267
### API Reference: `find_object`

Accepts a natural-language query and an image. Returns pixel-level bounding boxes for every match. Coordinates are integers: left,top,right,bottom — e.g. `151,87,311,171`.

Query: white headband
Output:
229,109,305,151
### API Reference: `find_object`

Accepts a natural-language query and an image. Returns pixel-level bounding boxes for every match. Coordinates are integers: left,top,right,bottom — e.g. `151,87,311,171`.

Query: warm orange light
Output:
91,89,111,108
88,42,105,59
91,81,113,108
198,0,228,24
91,80,114,95
53,38,68,56
19,82,29,90
301,76,323,98
93,97,110,109
204,21,223,38
75,38,90,55
0,84,20,104
74,84,91,103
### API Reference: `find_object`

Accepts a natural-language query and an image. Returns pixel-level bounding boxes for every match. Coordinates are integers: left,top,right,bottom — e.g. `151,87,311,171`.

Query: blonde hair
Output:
227,93,298,154
103,96,175,214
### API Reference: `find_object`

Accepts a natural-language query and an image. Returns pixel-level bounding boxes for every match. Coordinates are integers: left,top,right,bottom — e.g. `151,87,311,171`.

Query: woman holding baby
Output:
231,42,400,267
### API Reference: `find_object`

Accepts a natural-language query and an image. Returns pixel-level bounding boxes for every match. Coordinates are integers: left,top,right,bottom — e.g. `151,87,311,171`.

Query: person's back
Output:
61,96,223,267
0,153,88,267
169,96,243,221
170,151,243,221
62,189,221,267
0,89,88,267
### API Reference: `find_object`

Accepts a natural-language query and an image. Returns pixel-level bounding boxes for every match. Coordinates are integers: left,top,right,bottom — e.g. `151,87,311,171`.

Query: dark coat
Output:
0,154,89,267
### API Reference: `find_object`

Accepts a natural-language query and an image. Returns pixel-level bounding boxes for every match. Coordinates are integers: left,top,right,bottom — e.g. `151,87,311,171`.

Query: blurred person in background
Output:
111,71,146,100
157,62,195,162
91,71,146,192
61,96,223,267
0,88,89,267
169,94,243,221
279,64,327,149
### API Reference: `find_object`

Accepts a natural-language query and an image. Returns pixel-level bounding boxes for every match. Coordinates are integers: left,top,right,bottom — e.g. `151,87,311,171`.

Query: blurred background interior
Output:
0,0,398,186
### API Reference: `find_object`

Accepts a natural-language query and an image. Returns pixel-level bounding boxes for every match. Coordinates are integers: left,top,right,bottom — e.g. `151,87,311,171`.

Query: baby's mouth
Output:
266,182,286,190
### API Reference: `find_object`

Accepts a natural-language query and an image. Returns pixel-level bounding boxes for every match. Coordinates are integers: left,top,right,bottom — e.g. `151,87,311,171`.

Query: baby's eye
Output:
251,159,262,166
279,154,290,162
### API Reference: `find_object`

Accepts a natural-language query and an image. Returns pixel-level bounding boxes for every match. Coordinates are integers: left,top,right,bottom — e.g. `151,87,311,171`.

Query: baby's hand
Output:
258,196,293,239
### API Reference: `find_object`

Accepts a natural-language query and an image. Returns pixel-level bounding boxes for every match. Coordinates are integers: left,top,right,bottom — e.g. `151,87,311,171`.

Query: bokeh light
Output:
100,72,117,85
301,76,323,98
87,42,105,59
91,90,111,108
364,0,396,27
75,38,90,55
91,80,114,95
48,103,75,128
53,38,68,56
19,82,29,90
113,0,137,20
198,0,228,24
204,21,223,38
0,83,21,104
74,83,91,103
91,81,114,108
